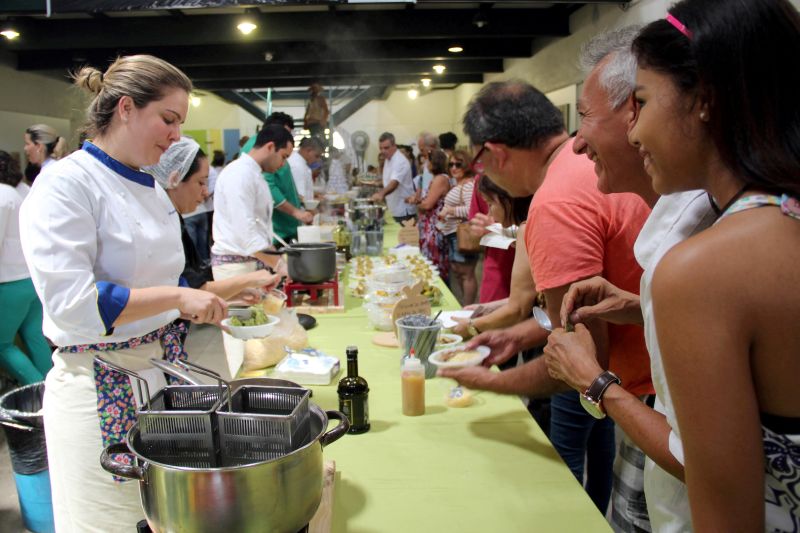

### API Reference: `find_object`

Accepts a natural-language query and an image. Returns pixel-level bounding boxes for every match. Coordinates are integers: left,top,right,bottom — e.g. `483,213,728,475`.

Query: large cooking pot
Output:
263,242,336,284
101,405,348,533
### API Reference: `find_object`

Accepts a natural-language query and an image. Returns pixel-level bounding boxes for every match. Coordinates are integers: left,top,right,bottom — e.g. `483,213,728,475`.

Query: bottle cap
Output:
402,355,424,371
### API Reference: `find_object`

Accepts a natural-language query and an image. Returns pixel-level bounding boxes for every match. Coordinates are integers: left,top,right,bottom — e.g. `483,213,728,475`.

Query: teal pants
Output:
0,278,53,384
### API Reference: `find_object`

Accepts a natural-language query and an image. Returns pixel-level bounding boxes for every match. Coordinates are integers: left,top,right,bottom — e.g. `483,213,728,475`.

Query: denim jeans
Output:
184,213,210,262
549,390,616,514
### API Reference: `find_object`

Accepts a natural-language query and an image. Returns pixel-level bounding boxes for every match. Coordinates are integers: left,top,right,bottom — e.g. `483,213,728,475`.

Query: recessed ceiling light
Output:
421,78,432,88
1,28,20,40
408,88,419,100
448,46,463,53
432,64,446,75
237,21,257,35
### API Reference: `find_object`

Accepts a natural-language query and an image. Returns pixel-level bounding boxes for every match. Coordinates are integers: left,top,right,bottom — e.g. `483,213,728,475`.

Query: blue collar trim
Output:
82,141,155,188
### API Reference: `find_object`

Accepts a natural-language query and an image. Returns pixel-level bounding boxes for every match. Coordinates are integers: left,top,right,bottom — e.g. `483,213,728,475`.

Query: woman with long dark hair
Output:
628,1,799,528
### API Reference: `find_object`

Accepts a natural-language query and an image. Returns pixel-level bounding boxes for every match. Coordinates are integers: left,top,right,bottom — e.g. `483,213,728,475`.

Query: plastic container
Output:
401,354,426,416
0,382,55,533
395,315,442,379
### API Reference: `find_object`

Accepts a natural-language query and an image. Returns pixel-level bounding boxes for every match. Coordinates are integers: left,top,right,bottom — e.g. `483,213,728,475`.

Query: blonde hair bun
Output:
73,66,104,95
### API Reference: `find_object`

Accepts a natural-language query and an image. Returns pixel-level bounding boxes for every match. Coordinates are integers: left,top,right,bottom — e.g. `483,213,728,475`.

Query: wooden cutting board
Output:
372,331,399,348
309,460,336,533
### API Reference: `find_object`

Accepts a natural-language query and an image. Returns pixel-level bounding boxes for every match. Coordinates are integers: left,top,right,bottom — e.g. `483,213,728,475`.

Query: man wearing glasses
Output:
440,80,653,520
371,132,417,223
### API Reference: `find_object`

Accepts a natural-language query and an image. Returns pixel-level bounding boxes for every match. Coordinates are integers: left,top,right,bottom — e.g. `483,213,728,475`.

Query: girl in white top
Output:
23,123,67,179
19,55,226,532
0,151,52,384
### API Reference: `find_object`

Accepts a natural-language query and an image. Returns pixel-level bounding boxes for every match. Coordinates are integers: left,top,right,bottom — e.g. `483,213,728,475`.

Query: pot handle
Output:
320,410,350,447
100,441,145,481
0,412,37,432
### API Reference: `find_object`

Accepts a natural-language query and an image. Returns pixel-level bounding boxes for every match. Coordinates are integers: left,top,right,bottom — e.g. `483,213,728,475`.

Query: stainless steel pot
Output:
263,242,336,284
101,405,348,533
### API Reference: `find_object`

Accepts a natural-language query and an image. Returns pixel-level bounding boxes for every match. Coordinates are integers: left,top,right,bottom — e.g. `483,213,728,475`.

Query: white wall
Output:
0,56,89,162
184,92,263,137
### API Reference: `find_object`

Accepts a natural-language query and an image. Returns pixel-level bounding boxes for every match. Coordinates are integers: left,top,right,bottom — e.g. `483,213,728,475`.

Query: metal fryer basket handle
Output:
149,358,233,412
94,356,151,411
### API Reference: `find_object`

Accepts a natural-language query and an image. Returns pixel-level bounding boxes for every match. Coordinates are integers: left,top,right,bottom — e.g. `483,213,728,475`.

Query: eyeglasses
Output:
449,161,464,168
470,144,488,174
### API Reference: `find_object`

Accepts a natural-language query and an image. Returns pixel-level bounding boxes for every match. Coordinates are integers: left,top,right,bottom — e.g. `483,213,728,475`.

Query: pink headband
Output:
666,13,692,39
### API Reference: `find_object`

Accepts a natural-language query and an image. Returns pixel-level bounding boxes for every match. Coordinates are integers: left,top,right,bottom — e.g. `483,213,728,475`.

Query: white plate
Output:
438,309,474,329
429,345,491,368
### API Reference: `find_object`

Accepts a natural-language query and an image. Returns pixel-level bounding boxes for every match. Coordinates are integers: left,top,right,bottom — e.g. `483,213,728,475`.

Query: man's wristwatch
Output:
579,371,621,419
467,319,480,338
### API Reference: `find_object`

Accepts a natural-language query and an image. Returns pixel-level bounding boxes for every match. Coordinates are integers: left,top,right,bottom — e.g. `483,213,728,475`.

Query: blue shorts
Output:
446,233,479,264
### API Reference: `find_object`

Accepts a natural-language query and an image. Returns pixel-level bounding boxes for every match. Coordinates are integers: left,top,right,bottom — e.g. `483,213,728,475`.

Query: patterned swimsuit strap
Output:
718,193,800,221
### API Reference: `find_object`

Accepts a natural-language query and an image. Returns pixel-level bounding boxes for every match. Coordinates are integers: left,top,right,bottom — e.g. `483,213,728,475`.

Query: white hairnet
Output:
143,136,201,189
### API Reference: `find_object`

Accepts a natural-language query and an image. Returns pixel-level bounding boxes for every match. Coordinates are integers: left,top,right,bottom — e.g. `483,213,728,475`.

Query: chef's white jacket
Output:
211,152,274,258
0,182,31,283
19,142,184,346
287,151,313,202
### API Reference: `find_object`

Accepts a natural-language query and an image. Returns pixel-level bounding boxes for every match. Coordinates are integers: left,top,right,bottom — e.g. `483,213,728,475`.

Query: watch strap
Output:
584,371,621,403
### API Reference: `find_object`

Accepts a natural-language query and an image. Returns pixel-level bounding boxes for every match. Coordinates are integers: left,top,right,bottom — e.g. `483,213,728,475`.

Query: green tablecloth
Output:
273,221,610,532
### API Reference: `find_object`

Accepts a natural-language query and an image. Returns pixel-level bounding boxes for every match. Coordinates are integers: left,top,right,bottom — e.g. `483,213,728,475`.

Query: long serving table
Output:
268,221,611,533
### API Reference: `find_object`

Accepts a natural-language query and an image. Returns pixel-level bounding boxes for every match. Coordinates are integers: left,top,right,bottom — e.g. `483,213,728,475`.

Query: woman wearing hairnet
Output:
144,137,280,302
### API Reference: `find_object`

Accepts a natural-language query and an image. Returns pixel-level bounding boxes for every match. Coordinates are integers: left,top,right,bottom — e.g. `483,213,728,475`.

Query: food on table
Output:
229,307,269,327
445,387,473,408
422,283,442,305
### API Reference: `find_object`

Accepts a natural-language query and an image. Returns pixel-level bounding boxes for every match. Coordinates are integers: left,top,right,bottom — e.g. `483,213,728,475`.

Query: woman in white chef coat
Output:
19,55,226,532
144,136,280,299
23,123,66,180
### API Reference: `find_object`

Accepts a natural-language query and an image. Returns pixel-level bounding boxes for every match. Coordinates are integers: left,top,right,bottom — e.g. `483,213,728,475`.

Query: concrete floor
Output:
0,324,227,533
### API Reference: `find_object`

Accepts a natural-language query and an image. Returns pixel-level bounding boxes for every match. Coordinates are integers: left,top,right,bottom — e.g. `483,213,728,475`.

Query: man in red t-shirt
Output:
440,80,652,514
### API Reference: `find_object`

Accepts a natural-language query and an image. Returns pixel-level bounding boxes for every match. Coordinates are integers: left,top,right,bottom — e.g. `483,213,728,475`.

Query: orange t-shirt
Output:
525,139,654,395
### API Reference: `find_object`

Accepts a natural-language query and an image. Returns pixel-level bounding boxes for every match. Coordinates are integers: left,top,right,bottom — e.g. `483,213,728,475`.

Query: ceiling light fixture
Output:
421,78,432,88
190,95,201,108
432,64,446,75
1,22,19,40
408,88,419,100
237,21,257,35
448,46,463,53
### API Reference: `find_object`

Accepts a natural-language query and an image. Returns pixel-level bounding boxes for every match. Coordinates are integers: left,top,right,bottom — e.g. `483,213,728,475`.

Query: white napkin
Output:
479,223,517,249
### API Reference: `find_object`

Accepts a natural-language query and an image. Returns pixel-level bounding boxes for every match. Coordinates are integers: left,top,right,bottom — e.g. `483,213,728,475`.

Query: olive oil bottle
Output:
337,345,370,434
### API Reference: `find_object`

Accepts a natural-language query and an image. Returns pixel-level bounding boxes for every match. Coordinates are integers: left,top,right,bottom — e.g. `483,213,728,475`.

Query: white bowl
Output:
435,333,463,349
429,345,491,369
221,314,280,340
304,199,320,210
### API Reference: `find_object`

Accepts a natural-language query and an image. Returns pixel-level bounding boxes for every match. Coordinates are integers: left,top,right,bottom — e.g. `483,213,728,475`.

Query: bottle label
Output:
340,394,369,430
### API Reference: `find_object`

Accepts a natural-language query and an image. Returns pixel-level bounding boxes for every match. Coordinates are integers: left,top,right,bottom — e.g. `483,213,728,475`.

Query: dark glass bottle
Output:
337,345,370,434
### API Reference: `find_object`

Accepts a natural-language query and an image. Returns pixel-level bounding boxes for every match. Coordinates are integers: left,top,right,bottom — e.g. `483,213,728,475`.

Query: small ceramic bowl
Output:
428,345,491,369
221,314,280,340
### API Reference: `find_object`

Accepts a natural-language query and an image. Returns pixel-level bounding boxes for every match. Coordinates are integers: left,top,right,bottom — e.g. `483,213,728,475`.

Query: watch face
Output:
580,393,606,420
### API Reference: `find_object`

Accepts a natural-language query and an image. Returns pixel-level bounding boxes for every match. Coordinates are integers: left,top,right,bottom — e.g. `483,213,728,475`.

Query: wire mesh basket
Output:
137,385,225,468
217,385,311,466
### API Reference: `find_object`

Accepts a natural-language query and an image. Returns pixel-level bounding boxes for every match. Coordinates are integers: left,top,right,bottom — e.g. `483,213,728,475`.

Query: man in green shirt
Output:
241,112,314,243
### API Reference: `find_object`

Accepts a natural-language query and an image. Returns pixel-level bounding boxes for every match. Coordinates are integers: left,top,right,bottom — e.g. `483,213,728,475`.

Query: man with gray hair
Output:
543,26,716,532
440,77,653,521
416,131,439,158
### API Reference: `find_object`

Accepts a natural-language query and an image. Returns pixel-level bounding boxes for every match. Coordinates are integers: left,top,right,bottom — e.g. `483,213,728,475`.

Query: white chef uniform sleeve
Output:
20,178,130,338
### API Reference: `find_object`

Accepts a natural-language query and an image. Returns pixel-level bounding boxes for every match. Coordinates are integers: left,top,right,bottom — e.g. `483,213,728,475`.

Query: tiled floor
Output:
0,324,228,533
